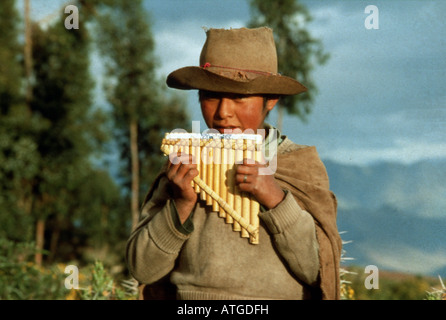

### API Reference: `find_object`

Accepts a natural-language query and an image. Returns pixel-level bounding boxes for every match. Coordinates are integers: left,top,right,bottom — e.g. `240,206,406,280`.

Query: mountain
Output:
322,159,446,277
325,159,446,218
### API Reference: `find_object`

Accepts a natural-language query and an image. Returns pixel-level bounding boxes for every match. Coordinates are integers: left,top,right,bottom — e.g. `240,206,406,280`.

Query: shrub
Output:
425,276,446,300
0,238,66,300
76,261,137,300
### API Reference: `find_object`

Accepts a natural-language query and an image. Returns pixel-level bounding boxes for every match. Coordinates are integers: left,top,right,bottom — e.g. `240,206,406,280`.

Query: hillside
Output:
342,265,444,300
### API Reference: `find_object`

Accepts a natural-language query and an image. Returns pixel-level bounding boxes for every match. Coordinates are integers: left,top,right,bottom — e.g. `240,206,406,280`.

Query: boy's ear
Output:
265,97,280,112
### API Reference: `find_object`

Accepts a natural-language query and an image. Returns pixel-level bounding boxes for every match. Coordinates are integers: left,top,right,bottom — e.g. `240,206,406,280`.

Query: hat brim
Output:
166,67,307,96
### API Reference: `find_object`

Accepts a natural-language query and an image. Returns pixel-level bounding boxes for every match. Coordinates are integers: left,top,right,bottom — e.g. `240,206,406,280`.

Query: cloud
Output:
154,19,245,78
364,243,446,275
275,1,446,165
321,139,446,165
155,23,204,77
146,0,249,28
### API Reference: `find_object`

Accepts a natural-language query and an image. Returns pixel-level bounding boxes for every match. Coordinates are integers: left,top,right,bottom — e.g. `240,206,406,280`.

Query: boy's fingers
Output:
237,164,258,175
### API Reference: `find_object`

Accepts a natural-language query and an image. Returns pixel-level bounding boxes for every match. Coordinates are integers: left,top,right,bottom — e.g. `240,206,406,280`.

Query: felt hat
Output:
166,27,307,95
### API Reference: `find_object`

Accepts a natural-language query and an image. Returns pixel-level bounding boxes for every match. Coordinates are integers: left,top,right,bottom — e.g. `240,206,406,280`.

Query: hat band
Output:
201,62,278,77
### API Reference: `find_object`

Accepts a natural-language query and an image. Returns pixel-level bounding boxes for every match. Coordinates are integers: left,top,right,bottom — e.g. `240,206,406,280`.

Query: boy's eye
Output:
200,91,252,102
232,94,247,101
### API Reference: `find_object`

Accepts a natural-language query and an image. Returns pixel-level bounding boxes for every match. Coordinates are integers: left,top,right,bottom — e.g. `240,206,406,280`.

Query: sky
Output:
25,0,446,166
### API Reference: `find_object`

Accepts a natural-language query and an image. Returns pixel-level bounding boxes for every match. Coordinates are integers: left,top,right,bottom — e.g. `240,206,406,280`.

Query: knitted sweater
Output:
126,136,340,300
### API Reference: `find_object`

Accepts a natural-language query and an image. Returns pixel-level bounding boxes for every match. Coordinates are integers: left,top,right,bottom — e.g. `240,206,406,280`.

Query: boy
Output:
126,27,342,300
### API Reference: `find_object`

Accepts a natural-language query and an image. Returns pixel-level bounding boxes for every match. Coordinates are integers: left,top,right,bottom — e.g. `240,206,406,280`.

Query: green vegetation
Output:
340,265,445,300
0,238,66,300
0,238,136,300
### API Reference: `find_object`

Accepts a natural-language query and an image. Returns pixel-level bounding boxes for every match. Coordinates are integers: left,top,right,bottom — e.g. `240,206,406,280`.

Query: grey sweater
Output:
126,137,320,300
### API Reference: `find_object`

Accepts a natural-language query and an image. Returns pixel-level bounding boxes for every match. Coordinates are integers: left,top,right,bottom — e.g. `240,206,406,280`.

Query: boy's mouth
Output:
214,126,242,134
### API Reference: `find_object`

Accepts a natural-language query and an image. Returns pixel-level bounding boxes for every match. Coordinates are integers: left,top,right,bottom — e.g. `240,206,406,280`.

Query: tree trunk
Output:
35,218,45,266
24,0,33,105
48,220,60,263
130,120,140,231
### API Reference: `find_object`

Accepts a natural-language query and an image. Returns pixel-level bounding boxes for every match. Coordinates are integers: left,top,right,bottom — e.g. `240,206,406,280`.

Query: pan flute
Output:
160,132,263,244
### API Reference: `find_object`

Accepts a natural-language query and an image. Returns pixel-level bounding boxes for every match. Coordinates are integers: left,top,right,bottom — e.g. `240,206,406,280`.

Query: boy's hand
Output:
166,152,198,223
235,159,285,209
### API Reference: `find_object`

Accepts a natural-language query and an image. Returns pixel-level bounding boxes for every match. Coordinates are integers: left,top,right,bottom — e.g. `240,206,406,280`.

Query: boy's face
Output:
199,91,278,134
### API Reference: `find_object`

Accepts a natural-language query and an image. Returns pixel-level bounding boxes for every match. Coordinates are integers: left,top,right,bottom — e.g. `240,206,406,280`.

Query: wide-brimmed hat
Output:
166,27,307,95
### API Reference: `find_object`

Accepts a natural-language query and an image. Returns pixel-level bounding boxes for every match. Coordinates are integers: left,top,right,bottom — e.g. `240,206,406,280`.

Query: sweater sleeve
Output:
125,177,191,285
258,190,320,286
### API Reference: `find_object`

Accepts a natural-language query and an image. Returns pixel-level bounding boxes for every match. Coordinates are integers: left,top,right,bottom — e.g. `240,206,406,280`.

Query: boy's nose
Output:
216,98,234,119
